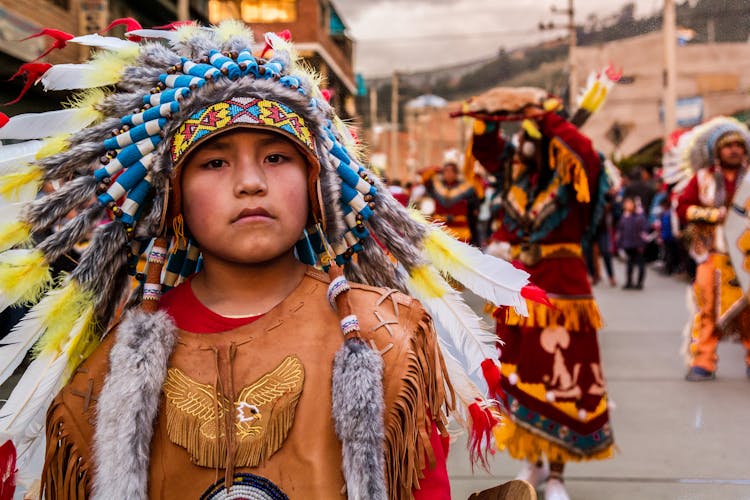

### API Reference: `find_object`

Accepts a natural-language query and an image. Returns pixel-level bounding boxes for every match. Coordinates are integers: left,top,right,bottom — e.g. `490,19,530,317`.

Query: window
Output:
209,0,296,23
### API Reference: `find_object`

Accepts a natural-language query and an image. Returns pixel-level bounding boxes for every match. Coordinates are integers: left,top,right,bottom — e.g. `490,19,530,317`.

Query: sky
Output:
334,0,663,76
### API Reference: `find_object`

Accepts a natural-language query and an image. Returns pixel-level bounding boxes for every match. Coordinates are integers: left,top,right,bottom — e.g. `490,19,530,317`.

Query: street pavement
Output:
448,260,750,500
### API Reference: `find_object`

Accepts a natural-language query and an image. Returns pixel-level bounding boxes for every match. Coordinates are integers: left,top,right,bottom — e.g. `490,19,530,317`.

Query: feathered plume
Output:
414,211,529,313
406,265,498,373
41,46,139,91
0,141,43,172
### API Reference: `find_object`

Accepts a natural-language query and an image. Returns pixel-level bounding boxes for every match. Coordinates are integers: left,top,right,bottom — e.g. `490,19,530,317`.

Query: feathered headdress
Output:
0,20,535,489
662,116,750,193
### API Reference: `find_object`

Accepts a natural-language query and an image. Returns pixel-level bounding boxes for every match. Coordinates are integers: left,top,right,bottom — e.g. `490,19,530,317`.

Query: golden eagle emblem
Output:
163,355,305,468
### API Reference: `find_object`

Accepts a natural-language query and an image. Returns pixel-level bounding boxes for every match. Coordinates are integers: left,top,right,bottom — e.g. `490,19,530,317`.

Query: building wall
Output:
576,32,750,157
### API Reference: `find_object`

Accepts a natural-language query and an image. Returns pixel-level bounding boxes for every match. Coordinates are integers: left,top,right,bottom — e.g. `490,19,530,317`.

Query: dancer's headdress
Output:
0,21,534,482
663,116,750,192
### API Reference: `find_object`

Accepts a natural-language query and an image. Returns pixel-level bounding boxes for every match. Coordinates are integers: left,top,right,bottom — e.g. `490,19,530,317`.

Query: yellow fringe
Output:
0,166,42,201
0,220,32,252
0,248,52,305
493,419,613,463
549,138,590,203
504,297,603,331
36,134,70,159
33,281,96,360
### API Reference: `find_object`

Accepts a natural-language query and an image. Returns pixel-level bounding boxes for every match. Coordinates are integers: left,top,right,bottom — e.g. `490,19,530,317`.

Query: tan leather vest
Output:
43,268,448,500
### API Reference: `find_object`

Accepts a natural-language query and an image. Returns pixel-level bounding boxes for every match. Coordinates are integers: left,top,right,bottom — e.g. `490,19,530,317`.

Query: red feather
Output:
21,28,74,61
467,400,499,469
320,88,333,103
0,113,8,128
481,358,505,403
152,21,195,30
521,284,552,307
102,18,143,41
260,30,292,58
5,62,52,106
0,440,17,500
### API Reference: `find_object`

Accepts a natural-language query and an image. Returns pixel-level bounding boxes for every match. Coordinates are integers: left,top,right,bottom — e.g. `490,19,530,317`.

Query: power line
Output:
354,28,551,44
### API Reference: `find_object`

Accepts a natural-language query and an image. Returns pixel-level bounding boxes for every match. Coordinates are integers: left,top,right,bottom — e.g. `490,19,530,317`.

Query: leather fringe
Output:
501,297,603,331
41,399,91,499
384,308,453,500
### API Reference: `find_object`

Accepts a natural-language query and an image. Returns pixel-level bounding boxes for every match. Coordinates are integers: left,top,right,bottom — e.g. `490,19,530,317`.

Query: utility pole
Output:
545,0,577,110
369,85,378,132
663,0,677,144
390,71,399,180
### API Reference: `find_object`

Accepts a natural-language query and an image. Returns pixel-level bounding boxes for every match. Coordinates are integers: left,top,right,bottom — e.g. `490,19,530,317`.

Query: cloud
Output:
333,0,661,76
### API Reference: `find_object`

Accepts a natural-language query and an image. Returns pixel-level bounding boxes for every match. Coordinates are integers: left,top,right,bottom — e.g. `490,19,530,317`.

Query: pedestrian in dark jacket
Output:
617,197,649,289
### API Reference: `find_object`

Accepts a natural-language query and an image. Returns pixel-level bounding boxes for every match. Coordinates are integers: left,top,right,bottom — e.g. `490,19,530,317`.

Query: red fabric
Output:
413,422,451,500
159,279,262,333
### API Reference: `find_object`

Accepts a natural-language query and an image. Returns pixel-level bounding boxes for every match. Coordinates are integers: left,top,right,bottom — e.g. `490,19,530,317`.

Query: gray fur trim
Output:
36,118,119,180
367,189,428,272
96,92,144,117
37,203,105,263
223,34,255,54
332,338,387,500
134,183,166,239
23,176,98,230
92,309,177,500
70,221,129,313
349,237,407,292
174,29,218,60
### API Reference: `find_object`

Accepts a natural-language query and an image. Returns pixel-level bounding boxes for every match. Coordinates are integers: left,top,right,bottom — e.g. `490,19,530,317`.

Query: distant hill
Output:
362,0,750,128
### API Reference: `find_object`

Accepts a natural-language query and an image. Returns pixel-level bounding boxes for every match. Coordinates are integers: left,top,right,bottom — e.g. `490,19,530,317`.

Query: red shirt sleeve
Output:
412,422,451,500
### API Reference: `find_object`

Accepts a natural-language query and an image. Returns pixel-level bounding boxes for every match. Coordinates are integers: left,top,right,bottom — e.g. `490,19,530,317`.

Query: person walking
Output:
616,197,649,289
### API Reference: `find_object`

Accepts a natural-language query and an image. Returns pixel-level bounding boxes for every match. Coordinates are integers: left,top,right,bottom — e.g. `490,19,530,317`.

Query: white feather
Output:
41,64,115,91
0,299,47,386
0,305,91,464
0,200,25,226
424,226,529,313
0,109,96,140
125,29,180,42
0,141,43,171
70,34,137,51
0,351,67,443
407,272,498,373
439,341,486,421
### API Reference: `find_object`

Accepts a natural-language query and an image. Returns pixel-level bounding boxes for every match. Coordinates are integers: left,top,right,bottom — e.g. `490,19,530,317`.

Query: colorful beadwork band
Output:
171,96,315,163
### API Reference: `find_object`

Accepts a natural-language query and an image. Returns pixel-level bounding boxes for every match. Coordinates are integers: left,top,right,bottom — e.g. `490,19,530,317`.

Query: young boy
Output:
616,197,649,289
0,21,531,499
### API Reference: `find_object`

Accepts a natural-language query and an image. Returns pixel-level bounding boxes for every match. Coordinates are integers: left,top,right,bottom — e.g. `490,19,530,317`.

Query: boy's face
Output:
181,129,310,265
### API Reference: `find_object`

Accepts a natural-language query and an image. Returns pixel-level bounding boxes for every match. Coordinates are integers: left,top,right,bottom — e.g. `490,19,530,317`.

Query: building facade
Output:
575,31,750,157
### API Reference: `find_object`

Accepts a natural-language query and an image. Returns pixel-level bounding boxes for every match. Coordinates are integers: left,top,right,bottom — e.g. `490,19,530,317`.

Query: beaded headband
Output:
171,97,316,164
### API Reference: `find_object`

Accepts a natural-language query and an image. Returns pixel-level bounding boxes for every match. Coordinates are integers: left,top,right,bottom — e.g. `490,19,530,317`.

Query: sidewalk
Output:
448,261,750,499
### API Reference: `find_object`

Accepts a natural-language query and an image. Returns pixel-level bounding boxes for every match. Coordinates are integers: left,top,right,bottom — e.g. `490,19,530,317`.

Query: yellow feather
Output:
83,47,139,87
216,19,253,43
35,134,70,159
62,304,98,376
579,80,601,111
33,281,94,358
0,249,52,305
0,167,42,201
407,265,449,299
175,24,201,43
0,221,32,252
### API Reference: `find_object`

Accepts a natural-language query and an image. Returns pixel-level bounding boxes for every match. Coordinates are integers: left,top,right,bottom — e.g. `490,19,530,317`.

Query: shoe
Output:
634,283,643,290
622,283,633,290
685,366,715,381
544,478,570,500
608,277,617,287
515,460,549,488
